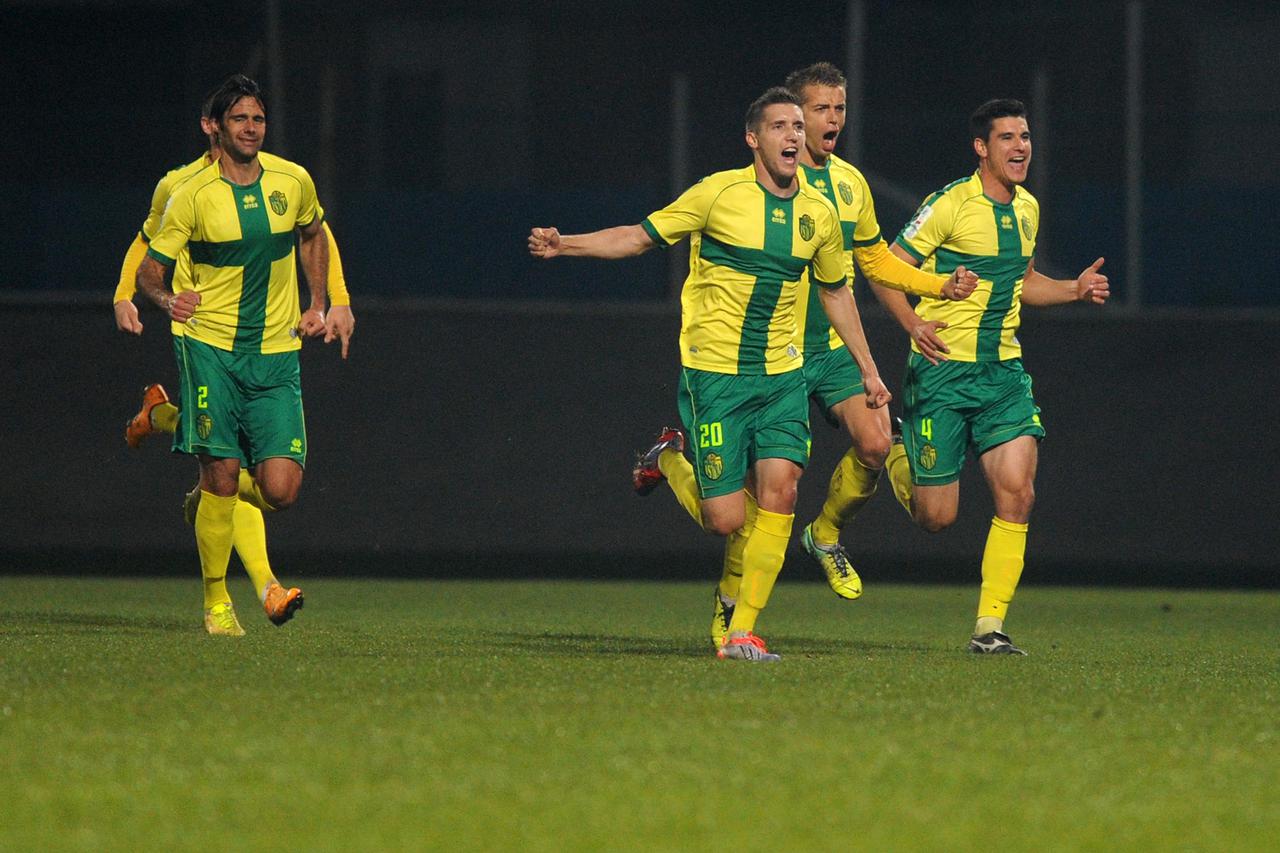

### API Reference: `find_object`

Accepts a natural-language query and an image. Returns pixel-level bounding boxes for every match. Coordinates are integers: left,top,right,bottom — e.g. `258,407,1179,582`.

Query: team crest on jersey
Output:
196,413,213,441
918,443,937,471
269,191,288,215
771,207,787,225
703,452,723,481
838,182,854,205
1021,215,1034,240
799,214,815,241
903,203,933,239
242,194,259,210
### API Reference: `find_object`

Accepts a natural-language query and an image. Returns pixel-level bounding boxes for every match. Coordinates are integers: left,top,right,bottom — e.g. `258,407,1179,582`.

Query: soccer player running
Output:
872,98,1109,654
710,63,977,639
113,84,356,634
530,87,970,661
135,74,335,637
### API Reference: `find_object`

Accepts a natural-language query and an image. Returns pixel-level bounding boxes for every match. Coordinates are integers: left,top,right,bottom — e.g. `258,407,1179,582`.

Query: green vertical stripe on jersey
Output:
737,197,794,374
232,181,275,352
977,203,1024,360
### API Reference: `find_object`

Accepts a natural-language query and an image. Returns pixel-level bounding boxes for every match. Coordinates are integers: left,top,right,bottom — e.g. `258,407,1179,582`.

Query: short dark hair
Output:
204,74,266,124
969,98,1027,142
745,86,801,132
784,62,847,100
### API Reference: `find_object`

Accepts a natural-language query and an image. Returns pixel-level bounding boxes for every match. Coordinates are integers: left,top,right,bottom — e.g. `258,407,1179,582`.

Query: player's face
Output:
747,103,804,187
215,96,266,162
976,116,1031,186
799,84,846,162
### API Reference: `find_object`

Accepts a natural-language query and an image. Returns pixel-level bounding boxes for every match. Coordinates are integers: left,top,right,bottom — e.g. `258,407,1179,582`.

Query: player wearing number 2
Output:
871,98,1110,654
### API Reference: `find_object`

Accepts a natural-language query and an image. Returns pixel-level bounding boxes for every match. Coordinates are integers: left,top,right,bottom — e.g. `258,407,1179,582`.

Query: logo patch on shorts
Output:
196,413,213,441
702,452,723,481
918,443,937,471
290,438,303,454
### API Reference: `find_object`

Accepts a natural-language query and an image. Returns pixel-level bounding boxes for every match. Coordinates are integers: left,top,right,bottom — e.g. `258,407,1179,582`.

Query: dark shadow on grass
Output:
488,631,706,658
0,611,189,633
777,635,935,656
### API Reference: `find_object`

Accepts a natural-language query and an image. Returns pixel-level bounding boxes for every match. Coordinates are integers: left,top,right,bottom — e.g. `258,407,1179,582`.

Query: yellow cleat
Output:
125,383,171,449
263,582,304,626
801,523,863,600
710,588,734,650
204,601,246,637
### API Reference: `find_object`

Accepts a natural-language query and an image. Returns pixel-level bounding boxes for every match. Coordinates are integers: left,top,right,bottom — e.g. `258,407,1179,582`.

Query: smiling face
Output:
975,115,1031,197
798,83,846,166
747,102,805,193
214,95,266,163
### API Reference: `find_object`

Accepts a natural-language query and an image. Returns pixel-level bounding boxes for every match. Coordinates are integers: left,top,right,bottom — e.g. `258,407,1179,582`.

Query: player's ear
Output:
745,130,759,151
973,136,987,159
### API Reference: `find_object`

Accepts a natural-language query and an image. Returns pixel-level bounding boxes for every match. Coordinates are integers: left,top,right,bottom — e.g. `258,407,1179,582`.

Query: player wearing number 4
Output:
135,74,336,637
872,98,1110,655
531,87,971,661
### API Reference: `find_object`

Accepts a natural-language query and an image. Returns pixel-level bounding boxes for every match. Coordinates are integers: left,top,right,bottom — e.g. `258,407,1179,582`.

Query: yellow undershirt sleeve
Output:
113,233,149,303
853,239,946,298
324,224,350,306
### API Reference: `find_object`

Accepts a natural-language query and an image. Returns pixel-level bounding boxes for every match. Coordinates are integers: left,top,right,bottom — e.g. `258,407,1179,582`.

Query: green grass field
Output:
1,576,1277,851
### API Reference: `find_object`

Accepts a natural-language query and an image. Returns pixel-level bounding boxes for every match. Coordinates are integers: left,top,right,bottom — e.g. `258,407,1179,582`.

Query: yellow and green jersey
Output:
147,151,324,355
641,165,846,376
794,155,882,355
895,172,1039,362
115,152,350,316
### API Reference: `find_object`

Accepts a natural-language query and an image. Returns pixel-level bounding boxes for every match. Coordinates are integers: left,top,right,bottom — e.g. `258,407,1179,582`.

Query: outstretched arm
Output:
1021,257,1110,306
528,225,656,260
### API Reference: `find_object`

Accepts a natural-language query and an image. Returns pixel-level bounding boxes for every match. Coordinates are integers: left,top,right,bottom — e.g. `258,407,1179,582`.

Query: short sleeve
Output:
641,178,715,246
895,191,952,263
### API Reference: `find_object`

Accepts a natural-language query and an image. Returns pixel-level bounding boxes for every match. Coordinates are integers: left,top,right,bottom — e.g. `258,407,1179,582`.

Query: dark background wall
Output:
3,303,1276,587
1,0,1277,585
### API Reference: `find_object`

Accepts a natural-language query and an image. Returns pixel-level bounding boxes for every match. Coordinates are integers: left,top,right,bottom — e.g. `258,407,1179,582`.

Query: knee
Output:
915,505,957,533
259,478,301,511
998,484,1036,523
852,435,890,470
705,515,742,537
756,480,798,515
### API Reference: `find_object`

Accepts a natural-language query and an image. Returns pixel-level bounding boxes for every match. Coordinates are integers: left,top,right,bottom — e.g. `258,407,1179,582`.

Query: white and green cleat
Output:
801,523,863,600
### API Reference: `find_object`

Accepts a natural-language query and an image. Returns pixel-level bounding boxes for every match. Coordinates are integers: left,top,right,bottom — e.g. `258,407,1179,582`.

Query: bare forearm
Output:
818,286,878,377
870,281,923,334
135,257,173,309
558,225,654,259
1020,270,1076,306
298,230,330,310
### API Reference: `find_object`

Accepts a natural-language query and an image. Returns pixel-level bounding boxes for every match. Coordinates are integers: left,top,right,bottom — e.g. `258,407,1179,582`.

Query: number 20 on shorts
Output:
699,422,724,448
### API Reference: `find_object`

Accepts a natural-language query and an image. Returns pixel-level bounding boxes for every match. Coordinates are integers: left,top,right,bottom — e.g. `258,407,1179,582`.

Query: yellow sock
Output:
727,507,793,635
237,469,276,512
976,516,1029,627
718,490,758,600
153,402,180,434
658,449,703,528
810,448,880,545
195,491,238,610
232,500,276,602
885,442,913,514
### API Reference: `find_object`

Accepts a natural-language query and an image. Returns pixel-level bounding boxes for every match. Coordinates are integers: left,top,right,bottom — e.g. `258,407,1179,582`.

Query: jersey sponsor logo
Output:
1000,214,1014,230
771,207,787,225
1021,215,1034,240
799,214,815,241
269,191,289,216
786,344,798,358
242,194,260,211
903,203,933,239
918,443,937,471
702,452,723,481
196,413,213,441
838,182,854,205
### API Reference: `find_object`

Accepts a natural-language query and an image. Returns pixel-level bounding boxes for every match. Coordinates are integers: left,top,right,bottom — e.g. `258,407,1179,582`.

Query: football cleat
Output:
632,427,685,496
968,631,1027,656
710,588,735,649
263,582,304,626
204,601,246,637
717,631,780,662
801,523,863,600
183,482,201,526
125,383,171,449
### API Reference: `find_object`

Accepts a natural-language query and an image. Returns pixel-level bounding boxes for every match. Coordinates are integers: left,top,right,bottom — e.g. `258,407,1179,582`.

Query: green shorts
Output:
803,345,864,428
900,353,1043,486
172,335,307,467
676,367,810,498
